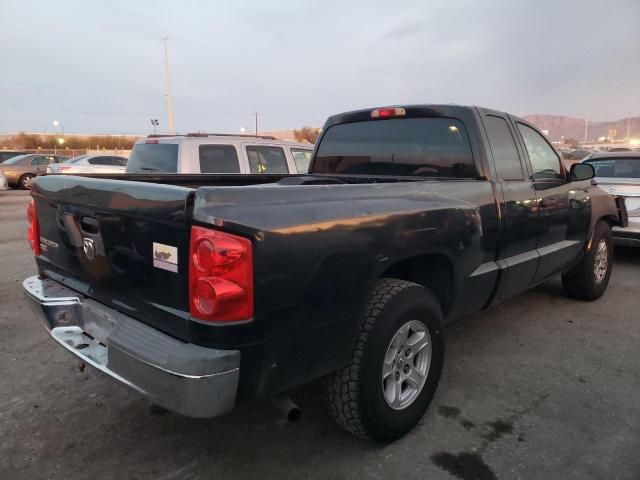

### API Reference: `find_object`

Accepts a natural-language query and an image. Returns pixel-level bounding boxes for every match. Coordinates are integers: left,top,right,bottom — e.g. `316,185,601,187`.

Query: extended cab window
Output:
484,116,524,180
246,146,288,174
199,145,240,173
517,123,563,180
128,143,178,172
313,118,475,177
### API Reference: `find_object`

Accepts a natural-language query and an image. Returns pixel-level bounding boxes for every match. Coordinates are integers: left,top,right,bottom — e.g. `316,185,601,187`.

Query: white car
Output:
583,152,640,247
0,172,8,190
47,154,128,174
127,134,313,174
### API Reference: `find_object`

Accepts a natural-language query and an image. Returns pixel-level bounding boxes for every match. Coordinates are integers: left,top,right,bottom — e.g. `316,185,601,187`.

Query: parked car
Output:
0,172,8,190
0,154,69,188
47,154,128,174
583,152,640,246
561,149,593,163
0,150,29,164
127,134,313,174
24,105,626,443
608,147,632,152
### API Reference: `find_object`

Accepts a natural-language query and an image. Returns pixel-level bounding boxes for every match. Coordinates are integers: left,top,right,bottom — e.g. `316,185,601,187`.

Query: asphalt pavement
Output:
1,188,638,480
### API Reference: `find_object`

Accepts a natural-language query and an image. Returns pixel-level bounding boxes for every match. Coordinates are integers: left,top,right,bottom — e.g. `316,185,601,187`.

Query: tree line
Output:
1,133,141,150
293,127,320,144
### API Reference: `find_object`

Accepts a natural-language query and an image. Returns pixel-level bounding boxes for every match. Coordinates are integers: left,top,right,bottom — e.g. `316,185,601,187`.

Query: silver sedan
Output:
583,152,640,247
47,154,128,174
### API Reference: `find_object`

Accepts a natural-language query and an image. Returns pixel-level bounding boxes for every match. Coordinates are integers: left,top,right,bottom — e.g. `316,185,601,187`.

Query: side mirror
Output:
569,163,595,182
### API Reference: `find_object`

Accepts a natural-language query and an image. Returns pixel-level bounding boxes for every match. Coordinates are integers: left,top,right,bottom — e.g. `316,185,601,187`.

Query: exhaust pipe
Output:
271,394,301,422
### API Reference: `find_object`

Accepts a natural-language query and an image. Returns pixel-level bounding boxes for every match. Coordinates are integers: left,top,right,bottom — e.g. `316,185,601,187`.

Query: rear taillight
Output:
189,226,253,322
27,198,40,255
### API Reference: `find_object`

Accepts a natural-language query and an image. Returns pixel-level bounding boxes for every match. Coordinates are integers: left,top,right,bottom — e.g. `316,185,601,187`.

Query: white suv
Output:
127,134,313,174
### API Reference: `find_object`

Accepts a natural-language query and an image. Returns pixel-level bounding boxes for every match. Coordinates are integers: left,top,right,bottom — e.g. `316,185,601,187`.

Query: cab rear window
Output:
127,143,178,173
313,118,475,177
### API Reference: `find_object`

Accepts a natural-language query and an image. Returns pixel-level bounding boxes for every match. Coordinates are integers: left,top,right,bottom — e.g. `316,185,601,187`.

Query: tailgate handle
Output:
80,216,100,234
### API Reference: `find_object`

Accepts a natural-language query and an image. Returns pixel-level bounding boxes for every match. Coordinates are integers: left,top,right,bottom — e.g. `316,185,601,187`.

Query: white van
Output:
127,134,313,174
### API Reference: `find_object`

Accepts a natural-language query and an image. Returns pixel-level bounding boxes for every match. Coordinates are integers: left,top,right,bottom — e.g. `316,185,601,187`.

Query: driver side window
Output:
517,123,563,180
31,156,48,166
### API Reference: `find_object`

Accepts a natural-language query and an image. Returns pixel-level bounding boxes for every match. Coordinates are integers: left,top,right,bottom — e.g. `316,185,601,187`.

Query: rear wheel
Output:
19,174,35,189
562,220,613,301
325,278,444,443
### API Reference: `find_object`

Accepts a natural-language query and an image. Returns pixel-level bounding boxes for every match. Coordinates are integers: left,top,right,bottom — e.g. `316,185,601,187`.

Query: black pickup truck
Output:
24,105,626,442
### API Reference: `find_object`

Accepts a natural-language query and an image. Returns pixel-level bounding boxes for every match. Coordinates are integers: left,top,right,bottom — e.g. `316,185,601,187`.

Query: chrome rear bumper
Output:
23,276,240,418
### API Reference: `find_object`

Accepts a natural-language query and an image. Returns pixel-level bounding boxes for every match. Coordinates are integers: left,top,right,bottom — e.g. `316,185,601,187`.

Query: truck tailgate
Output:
31,175,194,341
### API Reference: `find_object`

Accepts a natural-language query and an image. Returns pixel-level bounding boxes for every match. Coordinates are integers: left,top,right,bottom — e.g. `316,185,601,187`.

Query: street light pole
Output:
627,117,631,143
162,37,175,135
53,120,64,154
254,112,258,137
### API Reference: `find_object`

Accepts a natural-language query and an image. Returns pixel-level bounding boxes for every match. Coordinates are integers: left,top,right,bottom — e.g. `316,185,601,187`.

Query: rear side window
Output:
246,146,288,174
313,118,475,177
88,156,110,165
32,156,50,165
88,156,127,166
484,116,524,180
517,124,563,180
127,143,179,172
291,148,312,173
199,145,240,173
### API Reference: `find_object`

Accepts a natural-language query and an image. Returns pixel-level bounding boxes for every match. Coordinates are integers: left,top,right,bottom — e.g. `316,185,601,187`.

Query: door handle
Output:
540,197,558,207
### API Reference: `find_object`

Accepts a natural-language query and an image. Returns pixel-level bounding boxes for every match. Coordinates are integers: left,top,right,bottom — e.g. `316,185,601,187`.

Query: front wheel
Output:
325,278,445,443
562,220,613,301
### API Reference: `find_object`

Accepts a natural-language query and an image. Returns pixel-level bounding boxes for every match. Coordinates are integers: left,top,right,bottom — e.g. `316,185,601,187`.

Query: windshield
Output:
127,143,179,173
585,158,640,178
313,118,476,177
1,154,31,165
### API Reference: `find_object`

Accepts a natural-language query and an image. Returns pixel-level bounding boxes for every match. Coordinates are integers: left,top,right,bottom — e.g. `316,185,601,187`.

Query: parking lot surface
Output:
1,189,638,480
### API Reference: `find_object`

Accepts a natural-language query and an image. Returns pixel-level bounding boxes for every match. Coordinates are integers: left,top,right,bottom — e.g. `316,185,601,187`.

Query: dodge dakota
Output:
24,105,626,442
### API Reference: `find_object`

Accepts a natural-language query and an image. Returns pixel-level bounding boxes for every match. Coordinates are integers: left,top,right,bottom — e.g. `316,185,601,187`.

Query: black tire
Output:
324,278,444,443
562,220,613,301
19,174,35,189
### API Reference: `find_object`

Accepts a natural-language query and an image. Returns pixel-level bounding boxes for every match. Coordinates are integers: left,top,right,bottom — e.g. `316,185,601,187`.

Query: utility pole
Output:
162,37,175,134
254,112,258,137
584,114,589,143
400,72,408,104
519,98,524,117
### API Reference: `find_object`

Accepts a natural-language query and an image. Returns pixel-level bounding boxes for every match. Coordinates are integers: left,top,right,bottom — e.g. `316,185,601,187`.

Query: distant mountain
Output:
523,115,640,143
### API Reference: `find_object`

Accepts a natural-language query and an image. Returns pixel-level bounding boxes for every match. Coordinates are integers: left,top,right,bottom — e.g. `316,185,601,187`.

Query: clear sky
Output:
1,0,638,135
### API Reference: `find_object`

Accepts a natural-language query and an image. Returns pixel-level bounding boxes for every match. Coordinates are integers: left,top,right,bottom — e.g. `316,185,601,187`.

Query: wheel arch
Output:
378,252,456,317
